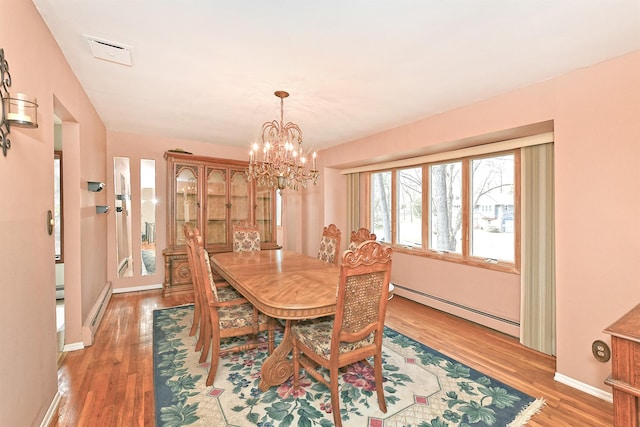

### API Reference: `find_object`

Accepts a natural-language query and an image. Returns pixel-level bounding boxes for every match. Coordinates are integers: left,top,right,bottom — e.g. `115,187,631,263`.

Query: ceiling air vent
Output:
84,35,133,67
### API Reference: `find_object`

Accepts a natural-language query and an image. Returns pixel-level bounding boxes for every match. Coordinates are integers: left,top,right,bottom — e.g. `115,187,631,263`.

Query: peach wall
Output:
553,52,640,391
311,51,640,394
0,2,107,426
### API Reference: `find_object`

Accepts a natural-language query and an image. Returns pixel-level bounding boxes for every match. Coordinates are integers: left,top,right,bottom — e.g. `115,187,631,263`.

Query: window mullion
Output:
461,160,470,258
391,170,397,245
422,166,428,250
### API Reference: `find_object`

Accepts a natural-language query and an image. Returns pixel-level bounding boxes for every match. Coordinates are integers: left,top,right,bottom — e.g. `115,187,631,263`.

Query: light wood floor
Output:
50,291,613,426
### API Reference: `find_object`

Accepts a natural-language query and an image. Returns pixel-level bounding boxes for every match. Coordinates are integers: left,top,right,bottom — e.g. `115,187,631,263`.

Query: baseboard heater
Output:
393,283,519,328
82,281,112,346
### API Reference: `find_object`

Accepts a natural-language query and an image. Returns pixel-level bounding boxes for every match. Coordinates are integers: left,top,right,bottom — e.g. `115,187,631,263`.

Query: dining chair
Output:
317,223,341,264
184,223,242,363
291,240,393,427
348,227,377,250
348,227,395,299
232,221,261,252
192,234,275,386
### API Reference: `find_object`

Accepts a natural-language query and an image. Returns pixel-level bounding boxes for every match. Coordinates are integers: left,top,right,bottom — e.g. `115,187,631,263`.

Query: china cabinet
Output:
163,151,277,296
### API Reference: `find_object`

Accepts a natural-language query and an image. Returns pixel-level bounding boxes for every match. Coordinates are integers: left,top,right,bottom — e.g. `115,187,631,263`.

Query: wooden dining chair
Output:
232,221,261,252
348,227,377,250
191,234,275,386
348,227,395,299
317,223,341,264
291,240,393,427
183,223,202,339
184,223,242,363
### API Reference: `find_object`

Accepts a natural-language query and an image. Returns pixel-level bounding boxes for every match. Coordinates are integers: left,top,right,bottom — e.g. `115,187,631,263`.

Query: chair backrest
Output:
334,240,392,346
193,234,220,302
232,221,261,252
317,224,341,264
184,222,202,291
348,227,377,250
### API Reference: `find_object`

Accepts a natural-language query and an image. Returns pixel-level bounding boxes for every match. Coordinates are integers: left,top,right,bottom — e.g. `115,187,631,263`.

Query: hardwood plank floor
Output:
50,291,613,426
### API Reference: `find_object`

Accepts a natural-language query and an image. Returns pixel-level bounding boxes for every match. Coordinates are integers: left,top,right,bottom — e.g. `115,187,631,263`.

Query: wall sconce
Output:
88,181,105,192
0,48,39,157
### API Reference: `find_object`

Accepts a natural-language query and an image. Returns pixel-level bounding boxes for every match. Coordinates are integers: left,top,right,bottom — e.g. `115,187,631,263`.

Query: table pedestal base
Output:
259,320,294,391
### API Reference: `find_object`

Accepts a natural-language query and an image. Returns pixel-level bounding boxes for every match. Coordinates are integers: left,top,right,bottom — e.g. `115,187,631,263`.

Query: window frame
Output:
366,149,520,274
54,150,64,263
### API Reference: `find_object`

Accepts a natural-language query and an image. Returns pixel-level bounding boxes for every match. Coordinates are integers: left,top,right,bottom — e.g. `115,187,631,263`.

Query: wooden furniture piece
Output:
163,151,277,296
184,223,241,363
291,241,393,427
317,223,341,264
348,227,377,250
349,227,395,298
210,249,341,391
183,223,203,339
604,303,640,426
232,221,261,252
190,233,274,385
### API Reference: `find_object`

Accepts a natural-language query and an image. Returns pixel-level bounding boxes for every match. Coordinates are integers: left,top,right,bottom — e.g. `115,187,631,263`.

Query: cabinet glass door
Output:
256,184,273,243
206,167,227,246
229,169,250,229
175,165,198,246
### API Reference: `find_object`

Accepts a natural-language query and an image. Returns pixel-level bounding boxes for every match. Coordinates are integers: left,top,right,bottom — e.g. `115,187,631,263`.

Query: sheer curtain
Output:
347,173,360,234
520,143,556,355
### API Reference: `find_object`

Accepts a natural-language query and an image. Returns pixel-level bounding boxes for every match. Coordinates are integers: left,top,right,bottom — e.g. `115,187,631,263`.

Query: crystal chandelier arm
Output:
247,90,318,191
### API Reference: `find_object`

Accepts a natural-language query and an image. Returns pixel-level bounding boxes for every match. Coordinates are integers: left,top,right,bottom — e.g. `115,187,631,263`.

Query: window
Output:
54,151,64,263
371,171,391,242
368,150,519,272
429,161,462,254
471,154,515,262
397,167,422,247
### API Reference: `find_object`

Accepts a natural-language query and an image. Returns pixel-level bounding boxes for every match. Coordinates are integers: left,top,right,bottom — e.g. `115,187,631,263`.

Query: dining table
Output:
210,249,341,391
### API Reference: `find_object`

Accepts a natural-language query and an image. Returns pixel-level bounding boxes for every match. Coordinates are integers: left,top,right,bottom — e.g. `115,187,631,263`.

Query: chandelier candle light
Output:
247,91,318,191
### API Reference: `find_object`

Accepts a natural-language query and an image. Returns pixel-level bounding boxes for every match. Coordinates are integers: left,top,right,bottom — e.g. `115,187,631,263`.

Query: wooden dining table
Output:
211,249,340,391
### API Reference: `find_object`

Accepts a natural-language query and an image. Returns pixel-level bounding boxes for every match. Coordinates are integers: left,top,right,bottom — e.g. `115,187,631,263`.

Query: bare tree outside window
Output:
397,167,422,246
371,171,391,242
368,150,517,268
429,162,462,253
471,154,515,262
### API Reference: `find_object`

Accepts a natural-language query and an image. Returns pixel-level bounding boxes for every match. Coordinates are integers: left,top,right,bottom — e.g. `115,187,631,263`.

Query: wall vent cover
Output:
84,35,133,66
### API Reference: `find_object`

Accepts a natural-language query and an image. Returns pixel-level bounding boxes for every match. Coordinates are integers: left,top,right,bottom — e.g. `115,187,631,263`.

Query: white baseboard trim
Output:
40,391,61,427
112,283,163,293
63,341,84,352
554,372,613,403
82,281,113,347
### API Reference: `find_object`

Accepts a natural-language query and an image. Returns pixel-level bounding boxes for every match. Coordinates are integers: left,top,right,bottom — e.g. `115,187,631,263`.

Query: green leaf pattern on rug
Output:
156,307,203,426
154,306,539,426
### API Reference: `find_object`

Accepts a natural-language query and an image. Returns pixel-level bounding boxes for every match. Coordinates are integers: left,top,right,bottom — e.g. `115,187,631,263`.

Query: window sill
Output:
390,244,520,274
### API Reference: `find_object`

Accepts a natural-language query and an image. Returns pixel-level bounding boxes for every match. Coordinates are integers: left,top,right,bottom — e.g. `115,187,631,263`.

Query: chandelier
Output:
247,91,318,191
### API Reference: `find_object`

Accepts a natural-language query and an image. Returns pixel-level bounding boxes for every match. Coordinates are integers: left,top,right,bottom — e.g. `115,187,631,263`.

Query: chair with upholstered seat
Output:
317,224,341,264
291,240,393,427
184,223,242,363
232,221,261,252
190,234,275,386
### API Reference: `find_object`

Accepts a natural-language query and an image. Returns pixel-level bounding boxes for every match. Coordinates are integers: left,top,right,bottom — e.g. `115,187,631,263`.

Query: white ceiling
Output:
33,1,640,153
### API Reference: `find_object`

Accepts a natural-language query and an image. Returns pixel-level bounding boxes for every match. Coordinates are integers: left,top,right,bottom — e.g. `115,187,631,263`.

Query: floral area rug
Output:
153,305,544,426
